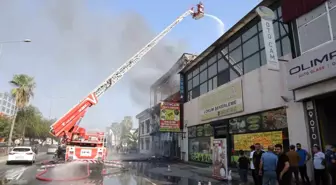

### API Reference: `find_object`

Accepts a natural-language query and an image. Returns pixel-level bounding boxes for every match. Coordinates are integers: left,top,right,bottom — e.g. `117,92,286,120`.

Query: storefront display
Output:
233,131,282,151
188,123,213,164
212,138,228,180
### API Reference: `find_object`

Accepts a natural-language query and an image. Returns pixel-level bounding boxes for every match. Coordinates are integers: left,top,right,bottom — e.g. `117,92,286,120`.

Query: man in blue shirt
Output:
259,145,278,185
296,143,311,184
325,145,336,185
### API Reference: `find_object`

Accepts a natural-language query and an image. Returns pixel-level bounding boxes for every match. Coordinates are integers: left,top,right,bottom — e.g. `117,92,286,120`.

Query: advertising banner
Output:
233,131,283,151
159,102,181,132
212,138,228,180
199,80,243,121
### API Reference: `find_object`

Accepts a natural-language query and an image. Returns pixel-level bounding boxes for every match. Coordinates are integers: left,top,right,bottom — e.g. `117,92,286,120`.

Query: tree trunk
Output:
8,111,18,147
22,126,26,140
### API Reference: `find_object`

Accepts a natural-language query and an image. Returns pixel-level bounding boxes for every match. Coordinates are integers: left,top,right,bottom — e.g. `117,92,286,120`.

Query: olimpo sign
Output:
287,41,336,90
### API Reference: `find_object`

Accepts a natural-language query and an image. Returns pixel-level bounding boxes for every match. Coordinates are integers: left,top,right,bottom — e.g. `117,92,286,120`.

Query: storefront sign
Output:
256,6,279,71
212,139,228,180
199,80,243,121
180,74,185,101
304,101,321,148
159,102,181,132
287,41,336,90
233,131,283,151
189,124,213,138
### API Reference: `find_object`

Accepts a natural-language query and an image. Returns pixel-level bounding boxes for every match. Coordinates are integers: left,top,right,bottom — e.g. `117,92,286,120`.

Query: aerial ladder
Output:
49,3,205,145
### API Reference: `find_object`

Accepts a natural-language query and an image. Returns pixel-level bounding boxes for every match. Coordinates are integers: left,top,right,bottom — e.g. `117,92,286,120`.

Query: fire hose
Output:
36,163,90,181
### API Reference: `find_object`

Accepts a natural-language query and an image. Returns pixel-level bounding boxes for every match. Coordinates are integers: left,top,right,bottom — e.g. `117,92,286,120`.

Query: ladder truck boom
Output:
50,3,205,140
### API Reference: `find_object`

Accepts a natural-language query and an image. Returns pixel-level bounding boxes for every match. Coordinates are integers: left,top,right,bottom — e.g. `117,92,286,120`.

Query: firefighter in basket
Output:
191,2,204,20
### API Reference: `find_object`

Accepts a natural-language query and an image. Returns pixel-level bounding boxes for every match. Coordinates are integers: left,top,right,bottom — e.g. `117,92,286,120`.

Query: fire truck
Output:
49,2,204,164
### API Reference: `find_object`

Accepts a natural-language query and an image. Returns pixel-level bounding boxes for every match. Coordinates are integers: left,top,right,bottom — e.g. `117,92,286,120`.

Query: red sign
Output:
159,102,181,132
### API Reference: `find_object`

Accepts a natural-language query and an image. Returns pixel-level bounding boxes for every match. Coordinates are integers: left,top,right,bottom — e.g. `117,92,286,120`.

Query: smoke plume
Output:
0,0,188,125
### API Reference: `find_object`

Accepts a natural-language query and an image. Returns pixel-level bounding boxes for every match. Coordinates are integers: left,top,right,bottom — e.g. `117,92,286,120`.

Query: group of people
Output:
237,143,336,185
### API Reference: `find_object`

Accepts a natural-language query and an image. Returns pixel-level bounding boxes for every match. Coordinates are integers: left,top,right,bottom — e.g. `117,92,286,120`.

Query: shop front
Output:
188,123,213,164
228,108,289,166
286,40,336,150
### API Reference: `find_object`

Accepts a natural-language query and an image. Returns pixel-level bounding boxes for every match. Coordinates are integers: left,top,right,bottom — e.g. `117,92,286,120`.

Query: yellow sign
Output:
234,131,283,151
199,80,243,121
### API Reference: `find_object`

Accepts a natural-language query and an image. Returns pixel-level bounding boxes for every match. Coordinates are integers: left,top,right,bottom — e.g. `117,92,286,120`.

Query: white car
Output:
47,145,58,154
7,146,36,164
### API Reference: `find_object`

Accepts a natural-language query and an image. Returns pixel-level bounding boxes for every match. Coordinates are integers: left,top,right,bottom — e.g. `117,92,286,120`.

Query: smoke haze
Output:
0,0,188,128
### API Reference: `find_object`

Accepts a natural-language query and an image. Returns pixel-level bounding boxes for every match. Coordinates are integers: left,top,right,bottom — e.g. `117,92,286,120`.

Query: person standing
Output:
313,145,328,185
250,145,258,185
253,143,265,185
275,144,291,185
325,145,336,185
238,150,250,184
259,145,277,185
286,145,300,184
296,143,311,184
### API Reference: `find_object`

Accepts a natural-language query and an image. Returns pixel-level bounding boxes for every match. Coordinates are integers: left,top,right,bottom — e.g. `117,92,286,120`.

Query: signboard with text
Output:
287,40,336,90
304,101,321,148
199,80,243,121
233,131,283,151
159,102,181,132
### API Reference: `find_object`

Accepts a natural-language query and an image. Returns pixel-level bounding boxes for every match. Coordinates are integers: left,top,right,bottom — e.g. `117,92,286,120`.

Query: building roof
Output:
135,108,151,119
180,0,277,73
150,53,197,89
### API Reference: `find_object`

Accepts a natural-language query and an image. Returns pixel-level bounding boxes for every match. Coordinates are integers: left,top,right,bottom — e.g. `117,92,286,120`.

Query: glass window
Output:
261,49,267,66
208,79,213,91
6,109,9,114
188,91,192,101
200,70,207,83
259,32,264,49
200,62,207,71
329,7,336,40
200,83,208,95
229,37,241,51
192,87,200,99
213,76,218,89
208,55,217,65
258,21,262,31
6,102,10,107
244,53,261,74
276,40,282,57
187,72,193,80
217,69,230,87
193,75,199,87
277,7,282,18
2,101,5,105
221,46,229,56
230,68,239,81
229,47,242,63
1,107,5,111
243,36,259,58
193,67,199,77
281,36,291,56
242,25,258,42
279,20,289,37
273,21,280,40
208,63,217,78
218,57,229,72
188,80,193,91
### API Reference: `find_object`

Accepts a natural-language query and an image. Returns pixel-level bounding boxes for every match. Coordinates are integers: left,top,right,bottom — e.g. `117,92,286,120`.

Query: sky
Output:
0,0,260,130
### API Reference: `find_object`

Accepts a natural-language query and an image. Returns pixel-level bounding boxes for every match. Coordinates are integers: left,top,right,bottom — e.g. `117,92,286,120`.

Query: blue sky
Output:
0,0,259,130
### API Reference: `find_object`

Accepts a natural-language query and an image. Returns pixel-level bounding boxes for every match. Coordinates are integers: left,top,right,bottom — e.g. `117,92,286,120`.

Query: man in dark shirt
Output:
275,144,291,185
238,150,249,184
253,143,264,185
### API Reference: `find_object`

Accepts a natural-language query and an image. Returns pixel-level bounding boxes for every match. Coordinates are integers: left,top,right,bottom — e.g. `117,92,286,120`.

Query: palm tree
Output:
7,74,36,145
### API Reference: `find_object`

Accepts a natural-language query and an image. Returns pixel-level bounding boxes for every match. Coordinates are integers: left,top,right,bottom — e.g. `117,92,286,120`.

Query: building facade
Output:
180,0,294,166
0,92,17,117
283,0,336,151
136,109,152,154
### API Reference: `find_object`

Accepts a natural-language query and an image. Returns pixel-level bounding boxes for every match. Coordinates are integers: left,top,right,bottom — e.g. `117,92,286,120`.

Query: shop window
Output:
242,25,258,42
188,124,213,164
192,87,200,99
229,47,242,64
230,68,239,81
200,82,208,95
208,55,217,66
200,62,207,71
229,37,241,51
242,36,259,58
243,53,260,74
281,36,291,56
192,75,199,87
208,63,217,78
218,57,229,72
187,79,192,91
192,67,199,77
217,69,230,87
200,70,207,83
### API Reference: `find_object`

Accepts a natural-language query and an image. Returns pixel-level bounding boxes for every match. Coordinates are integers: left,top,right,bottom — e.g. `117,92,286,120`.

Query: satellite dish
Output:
255,6,275,20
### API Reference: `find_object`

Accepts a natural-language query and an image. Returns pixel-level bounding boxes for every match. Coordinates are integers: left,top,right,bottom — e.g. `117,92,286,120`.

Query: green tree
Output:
8,74,36,145
125,128,138,149
0,116,11,140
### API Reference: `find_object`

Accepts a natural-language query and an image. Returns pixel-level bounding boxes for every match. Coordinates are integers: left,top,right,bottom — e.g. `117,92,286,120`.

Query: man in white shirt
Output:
250,145,257,184
313,145,328,185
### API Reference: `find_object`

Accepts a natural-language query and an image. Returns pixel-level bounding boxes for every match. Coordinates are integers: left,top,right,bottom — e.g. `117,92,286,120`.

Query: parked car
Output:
47,144,58,154
7,146,36,165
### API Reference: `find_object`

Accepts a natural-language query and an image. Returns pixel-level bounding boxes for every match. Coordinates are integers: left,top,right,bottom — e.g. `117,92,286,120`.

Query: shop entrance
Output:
315,92,336,147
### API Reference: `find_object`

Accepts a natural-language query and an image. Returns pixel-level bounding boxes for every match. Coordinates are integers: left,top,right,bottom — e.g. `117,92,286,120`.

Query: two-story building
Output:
180,0,294,166
136,109,152,154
